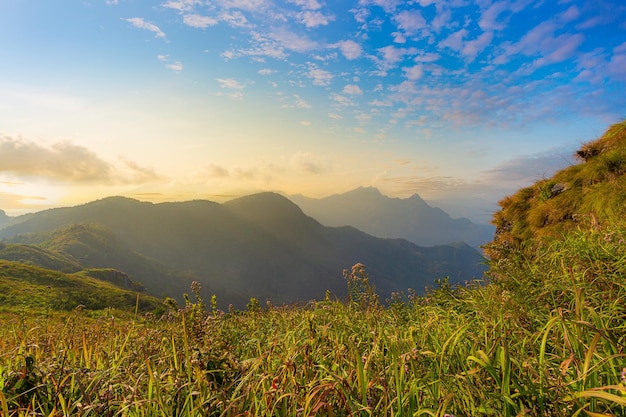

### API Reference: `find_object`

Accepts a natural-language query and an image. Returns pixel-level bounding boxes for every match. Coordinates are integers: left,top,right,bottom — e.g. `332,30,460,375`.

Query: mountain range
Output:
0,192,485,308
289,187,495,249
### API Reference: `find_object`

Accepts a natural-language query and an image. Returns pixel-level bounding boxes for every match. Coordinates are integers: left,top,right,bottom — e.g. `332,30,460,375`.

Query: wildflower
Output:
621,367,626,384
191,280,201,292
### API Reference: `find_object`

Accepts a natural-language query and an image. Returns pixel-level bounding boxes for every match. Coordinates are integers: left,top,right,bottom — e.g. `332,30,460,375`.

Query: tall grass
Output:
1,222,626,416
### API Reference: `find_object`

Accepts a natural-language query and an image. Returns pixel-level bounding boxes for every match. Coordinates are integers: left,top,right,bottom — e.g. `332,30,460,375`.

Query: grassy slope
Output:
0,260,162,313
0,220,624,416
487,120,626,260
0,243,81,273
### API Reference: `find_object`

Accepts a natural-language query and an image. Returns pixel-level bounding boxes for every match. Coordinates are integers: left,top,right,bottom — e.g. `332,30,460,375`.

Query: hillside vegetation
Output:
1,121,625,416
487,120,626,261
0,260,162,312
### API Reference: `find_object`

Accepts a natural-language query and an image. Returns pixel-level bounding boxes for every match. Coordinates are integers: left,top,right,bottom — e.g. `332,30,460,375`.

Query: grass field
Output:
1,220,626,416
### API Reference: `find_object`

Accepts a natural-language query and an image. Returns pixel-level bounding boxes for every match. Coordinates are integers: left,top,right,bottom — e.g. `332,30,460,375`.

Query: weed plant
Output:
1,222,626,416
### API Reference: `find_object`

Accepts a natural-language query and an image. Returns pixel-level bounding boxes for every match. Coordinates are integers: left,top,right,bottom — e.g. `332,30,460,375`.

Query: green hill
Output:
0,242,81,273
0,260,162,313
7,223,187,298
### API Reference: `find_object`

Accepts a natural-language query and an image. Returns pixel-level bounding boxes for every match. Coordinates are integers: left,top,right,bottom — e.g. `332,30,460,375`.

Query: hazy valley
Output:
0,191,486,309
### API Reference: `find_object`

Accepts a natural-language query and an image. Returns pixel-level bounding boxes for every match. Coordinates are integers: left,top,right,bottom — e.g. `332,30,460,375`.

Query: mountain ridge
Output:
288,187,494,249
0,192,486,307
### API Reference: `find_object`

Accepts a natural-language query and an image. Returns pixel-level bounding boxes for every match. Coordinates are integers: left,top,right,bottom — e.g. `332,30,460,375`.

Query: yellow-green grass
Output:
1,220,625,416
0,260,162,313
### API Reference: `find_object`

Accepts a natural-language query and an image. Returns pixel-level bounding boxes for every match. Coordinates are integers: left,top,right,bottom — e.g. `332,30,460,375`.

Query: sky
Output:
1,0,625,224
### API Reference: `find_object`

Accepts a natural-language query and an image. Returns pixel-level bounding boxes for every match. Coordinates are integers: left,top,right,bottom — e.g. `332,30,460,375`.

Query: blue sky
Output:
0,0,625,223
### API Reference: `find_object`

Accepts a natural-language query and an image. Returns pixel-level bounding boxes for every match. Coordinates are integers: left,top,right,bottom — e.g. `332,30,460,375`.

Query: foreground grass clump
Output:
2,223,626,416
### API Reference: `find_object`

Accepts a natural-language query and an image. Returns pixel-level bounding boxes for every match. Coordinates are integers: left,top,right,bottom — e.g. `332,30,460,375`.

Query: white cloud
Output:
288,0,321,10
165,61,183,72
258,68,276,75
215,0,269,12
462,31,493,61
216,78,245,89
308,68,333,85
431,6,451,32
439,28,467,51
357,0,402,13
531,33,584,68
163,0,202,12
479,1,510,31
123,17,166,39
403,64,423,81
342,84,363,95
330,93,353,106
297,11,334,27
559,5,581,23
607,51,626,81
369,99,392,107
183,14,218,28
227,31,289,60
392,32,406,43
221,11,250,28
414,53,440,63
294,94,312,108
268,29,318,53
375,45,419,71
393,9,427,36
332,40,363,60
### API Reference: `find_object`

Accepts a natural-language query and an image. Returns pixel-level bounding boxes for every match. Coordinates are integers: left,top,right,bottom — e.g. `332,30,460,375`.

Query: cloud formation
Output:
124,17,166,39
149,0,625,132
0,136,161,184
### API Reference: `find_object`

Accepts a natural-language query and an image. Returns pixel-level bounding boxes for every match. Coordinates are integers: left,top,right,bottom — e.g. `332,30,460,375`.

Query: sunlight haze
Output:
1,0,624,223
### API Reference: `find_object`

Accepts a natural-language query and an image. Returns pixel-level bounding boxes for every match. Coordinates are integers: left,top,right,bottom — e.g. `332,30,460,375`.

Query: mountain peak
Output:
290,188,494,248
225,192,319,231
226,192,300,211
86,196,144,207
350,186,384,197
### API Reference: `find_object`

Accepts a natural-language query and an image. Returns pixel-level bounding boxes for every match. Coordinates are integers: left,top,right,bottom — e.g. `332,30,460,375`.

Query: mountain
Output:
7,223,187,299
0,193,486,307
0,242,82,273
0,210,10,227
486,120,626,261
289,187,495,249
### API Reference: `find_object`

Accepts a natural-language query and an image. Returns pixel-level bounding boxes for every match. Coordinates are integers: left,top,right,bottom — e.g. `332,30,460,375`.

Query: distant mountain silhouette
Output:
0,193,486,307
0,210,10,227
289,187,495,249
